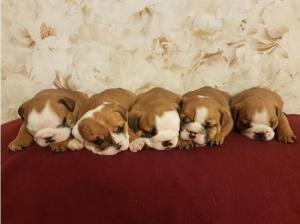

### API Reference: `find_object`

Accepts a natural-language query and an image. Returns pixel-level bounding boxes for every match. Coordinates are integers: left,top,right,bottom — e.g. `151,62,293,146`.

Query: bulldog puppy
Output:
8,89,88,152
231,87,296,143
180,86,234,147
128,87,181,152
68,88,136,156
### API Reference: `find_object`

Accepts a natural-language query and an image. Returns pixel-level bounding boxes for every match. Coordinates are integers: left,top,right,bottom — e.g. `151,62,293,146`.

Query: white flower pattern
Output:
2,0,300,122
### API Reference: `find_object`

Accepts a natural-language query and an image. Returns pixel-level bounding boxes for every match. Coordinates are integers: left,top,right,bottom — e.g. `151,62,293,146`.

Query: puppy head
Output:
231,102,280,141
179,96,227,146
19,96,76,147
129,109,180,150
72,103,129,155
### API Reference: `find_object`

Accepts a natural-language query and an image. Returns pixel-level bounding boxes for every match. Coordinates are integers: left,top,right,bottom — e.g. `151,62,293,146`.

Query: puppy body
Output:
180,86,233,147
129,87,181,151
231,87,296,143
8,89,88,152
69,88,136,155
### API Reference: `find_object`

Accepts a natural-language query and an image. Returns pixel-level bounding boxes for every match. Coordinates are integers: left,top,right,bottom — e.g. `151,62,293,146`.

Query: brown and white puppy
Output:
231,87,296,143
128,87,181,151
68,88,136,156
180,86,233,147
8,89,88,152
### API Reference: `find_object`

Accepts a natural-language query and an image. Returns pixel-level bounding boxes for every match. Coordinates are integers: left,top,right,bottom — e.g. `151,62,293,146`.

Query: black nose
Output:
162,140,172,147
44,137,55,143
189,132,196,139
254,132,266,141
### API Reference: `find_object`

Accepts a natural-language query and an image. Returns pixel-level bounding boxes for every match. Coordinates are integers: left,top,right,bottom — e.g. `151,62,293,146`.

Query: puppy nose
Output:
189,132,196,139
162,140,172,147
44,137,55,143
254,132,266,141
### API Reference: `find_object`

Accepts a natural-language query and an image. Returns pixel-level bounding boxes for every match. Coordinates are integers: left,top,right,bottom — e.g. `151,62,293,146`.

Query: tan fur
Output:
128,87,181,141
231,87,296,143
180,86,233,146
77,88,136,151
8,89,88,152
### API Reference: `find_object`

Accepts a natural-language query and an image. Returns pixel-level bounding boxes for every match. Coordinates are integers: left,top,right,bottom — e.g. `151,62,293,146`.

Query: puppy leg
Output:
276,113,296,144
129,128,145,152
68,138,84,150
8,123,33,151
50,137,73,152
209,112,234,146
177,138,194,150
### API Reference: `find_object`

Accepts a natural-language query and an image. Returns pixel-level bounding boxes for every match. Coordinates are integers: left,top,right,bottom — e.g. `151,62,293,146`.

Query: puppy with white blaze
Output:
128,87,182,152
68,88,136,156
231,87,296,143
8,89,88,152
179,86,234,148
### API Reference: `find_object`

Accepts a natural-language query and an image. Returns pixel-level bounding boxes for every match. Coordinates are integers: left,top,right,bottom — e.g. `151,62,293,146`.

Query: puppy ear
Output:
17,101,30,120
230,103,240,123
59,97,75,112
128,110,141,133
220,108,232,128
18,105,25,120
115,105,128,121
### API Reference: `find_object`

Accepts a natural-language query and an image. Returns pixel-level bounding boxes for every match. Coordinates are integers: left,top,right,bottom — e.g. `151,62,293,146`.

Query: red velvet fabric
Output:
2,115,300,224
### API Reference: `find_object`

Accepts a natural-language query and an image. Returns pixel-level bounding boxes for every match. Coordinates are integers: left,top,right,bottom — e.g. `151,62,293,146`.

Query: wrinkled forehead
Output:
79,118,110,139
27,102,62,131
93,106,124,126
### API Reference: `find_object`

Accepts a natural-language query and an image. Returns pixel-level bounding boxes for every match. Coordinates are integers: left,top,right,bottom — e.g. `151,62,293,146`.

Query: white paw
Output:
129,138,145,152
67,139,83,150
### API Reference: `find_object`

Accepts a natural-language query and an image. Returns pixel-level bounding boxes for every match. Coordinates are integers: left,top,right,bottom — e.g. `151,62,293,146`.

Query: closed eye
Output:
57,117,67,128
115,124,125,133
203,122,217,129
142,129,157,138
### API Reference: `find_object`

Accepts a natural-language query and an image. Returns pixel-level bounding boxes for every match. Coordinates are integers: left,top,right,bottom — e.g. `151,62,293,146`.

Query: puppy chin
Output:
145,130,178,150
180,128,206,146
85,142,128,156
34,127,71,147
241,124,275,141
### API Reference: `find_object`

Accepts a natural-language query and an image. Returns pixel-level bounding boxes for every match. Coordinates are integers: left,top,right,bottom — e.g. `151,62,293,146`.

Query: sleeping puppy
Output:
68,88,136,155
180,86,233,147
231,87,296,143
129,87,181,152
8,89,88,152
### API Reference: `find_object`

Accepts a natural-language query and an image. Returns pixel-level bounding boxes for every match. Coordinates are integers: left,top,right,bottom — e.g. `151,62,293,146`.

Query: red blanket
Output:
2,115,300,224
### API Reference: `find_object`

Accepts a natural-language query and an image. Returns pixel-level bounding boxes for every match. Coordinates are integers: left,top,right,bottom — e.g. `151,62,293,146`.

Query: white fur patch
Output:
180,106,208,146
129,138,146,152
27,102,70,147
145,110,180,150
68,138,84,150
241,107,275,141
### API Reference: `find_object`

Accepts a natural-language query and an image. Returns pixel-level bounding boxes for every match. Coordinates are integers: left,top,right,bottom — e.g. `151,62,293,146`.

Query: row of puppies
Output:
9,87,296,155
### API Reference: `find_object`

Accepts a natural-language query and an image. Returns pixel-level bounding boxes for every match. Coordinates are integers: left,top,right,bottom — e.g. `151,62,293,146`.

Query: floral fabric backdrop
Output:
2,0,300,123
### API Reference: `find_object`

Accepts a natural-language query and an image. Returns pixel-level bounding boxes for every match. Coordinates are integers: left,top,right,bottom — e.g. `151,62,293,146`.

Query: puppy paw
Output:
208,134,225,147
68,139,84,150
8,138,31,151
129,138,145,152
49,141,69,152
277,131,296,144
178,139,194,150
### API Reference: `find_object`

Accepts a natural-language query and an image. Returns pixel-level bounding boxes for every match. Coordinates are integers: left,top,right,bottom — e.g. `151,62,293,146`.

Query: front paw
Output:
277,131,296,144
208,134,225,146
67,138,83,150
49,141,69,152
178,139,194,150
8,139,31,152
129,138,145,152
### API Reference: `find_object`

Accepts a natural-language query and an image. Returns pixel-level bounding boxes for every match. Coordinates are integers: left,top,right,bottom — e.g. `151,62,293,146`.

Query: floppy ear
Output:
18,105,25,120
128,110,141,133
230,103,240,123
220,108,232,128
59,97,75,112
114,105,128,121
17,100,30,120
